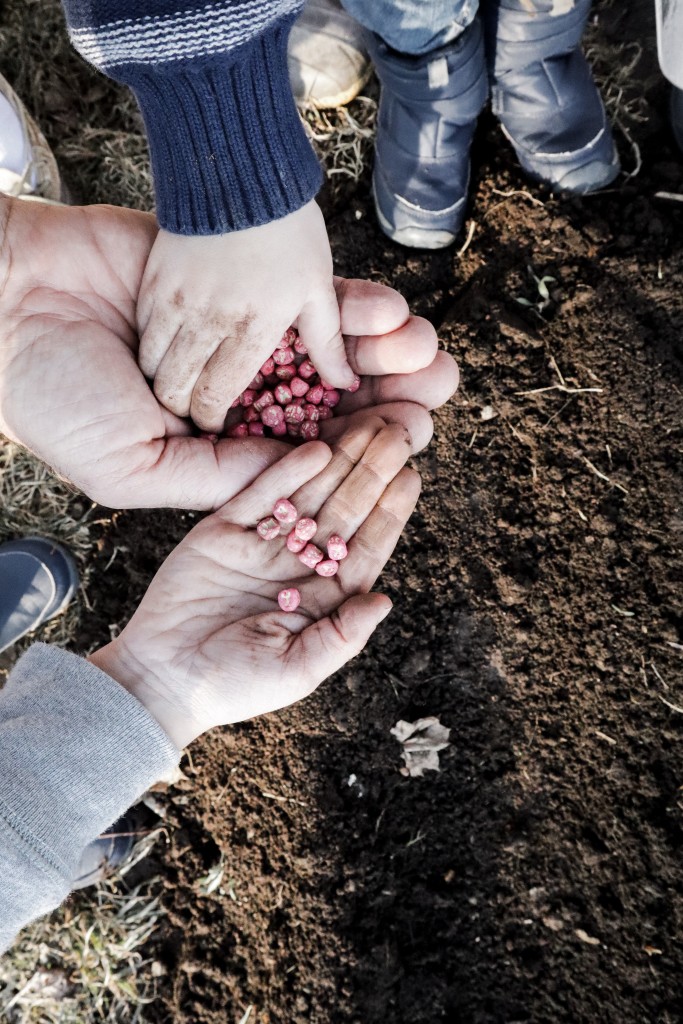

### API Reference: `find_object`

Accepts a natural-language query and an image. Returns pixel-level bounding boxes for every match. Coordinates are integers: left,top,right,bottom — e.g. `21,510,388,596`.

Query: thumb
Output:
295,593,393,694
297,283,356,390
100,435,291,510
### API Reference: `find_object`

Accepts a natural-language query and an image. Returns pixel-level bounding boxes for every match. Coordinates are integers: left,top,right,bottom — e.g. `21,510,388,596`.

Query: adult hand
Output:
91,420,420,748
0,197,457,510
137,201,356,432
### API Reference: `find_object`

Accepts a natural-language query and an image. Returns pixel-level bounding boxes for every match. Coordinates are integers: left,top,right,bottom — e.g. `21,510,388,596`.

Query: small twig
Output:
617,117,642,179
517,384,603,396
581,456,629,495
650,663,668,690
456,219,477,256
654,191,683,203
549,355,566,388
657,694,683,715
486,188,545,217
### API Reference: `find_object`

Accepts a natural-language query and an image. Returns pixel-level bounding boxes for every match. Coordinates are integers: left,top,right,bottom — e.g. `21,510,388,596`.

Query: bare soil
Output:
2,1,683,1022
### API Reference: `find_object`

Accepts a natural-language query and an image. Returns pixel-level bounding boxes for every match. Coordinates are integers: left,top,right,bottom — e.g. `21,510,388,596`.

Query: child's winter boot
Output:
368,19,489,249
484,0,619,193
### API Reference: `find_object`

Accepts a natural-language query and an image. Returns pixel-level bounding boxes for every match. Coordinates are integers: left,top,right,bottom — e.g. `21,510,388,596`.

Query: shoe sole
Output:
373,181,458,250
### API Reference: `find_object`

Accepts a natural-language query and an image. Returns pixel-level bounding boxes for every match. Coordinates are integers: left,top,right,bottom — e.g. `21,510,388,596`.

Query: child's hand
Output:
137,200,356,432
90,419,419,749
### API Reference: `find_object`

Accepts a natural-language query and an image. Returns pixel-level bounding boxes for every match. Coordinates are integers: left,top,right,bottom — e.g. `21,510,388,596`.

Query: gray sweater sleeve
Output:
0,644,180,952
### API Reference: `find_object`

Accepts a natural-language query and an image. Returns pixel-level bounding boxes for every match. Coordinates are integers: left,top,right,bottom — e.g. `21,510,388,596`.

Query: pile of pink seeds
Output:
224,328,360,441
256,497,348,612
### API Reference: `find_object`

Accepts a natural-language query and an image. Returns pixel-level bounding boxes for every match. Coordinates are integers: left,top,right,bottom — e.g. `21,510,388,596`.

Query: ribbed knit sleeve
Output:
0,644,180,952
61,1,323,234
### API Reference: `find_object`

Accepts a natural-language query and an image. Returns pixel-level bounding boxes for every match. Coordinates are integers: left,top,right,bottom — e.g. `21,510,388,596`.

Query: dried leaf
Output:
390,716,451,777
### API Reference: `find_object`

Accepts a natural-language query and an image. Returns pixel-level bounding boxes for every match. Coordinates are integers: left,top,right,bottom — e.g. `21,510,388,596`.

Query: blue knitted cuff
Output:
117,20,323,234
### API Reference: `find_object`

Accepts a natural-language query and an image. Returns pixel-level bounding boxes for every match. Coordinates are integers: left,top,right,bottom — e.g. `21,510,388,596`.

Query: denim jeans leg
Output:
340,0,480,55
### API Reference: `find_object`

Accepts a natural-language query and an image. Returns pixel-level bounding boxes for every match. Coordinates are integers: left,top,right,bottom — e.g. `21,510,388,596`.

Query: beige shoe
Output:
289,0,372,108
0,73,62,202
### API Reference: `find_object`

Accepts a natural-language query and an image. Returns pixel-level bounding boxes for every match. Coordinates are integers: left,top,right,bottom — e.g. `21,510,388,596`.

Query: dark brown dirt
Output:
4,1,683,1021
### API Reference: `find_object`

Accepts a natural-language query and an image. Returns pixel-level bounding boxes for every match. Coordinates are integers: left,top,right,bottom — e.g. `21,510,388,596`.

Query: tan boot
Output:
288,0,372,108
0,73,62,202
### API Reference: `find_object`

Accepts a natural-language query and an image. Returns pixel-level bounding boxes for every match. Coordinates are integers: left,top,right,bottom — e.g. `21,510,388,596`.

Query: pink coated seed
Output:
248,422,265,436
294,517,317,541
240,389,257,407
254,390,275,412
279,327,297,348
271,421,288,436
274,383,292,405
299,543,324,568
300,421,320,440
249,372,264,390
326,534,348,560
278,588,301,612
273,498,298,524
276,364,296,381
294,338,308,354
226,423,249,438
284,403,305,424
243,405,260,423
298,359,317,380
261,405,285,428
257,516,281,540
286,532,307,553
260,357,275,376
273,346,295,365
347,375,361,393
290,376,309,397
316,406,333,420
315,559,339,577
322,388,341,408
306,383,324,404
303,404,319,421
287,423,302,437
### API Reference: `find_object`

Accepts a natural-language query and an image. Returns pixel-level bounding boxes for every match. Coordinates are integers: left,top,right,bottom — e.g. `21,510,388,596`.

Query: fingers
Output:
297,466,421,619
215,440,332,525
108,435,293,511
298,280,356,390
288,417,390,519
345,315,439,376
189,329,279,432
334,276,410,336
320,402,434,454
337,467,421,593
340,349,460,414
312,425,414,544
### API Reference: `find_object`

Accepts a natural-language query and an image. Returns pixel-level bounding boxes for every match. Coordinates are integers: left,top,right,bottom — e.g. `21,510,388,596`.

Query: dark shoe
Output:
71,815,137,890
369,19,488,249
0,537,79,653
289,0,372,108
485,0,620,194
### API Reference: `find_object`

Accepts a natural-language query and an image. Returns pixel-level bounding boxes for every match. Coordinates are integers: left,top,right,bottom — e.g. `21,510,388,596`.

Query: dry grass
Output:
302,93,377,199
0,831,168,1024
0,441,94,675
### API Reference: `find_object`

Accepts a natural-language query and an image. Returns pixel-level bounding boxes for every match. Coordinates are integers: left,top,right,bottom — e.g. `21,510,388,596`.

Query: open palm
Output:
91,420,419,749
